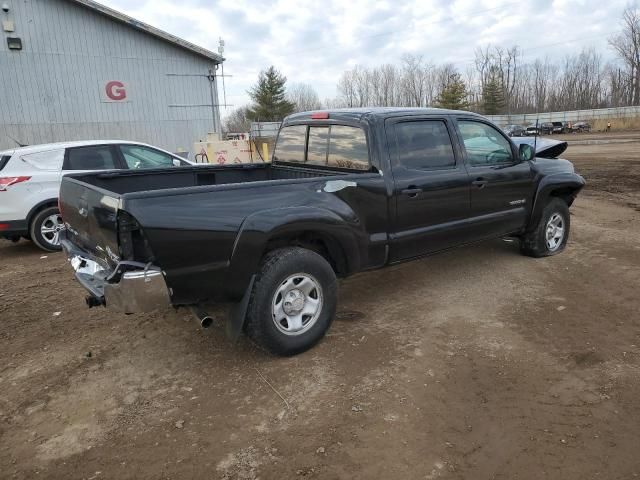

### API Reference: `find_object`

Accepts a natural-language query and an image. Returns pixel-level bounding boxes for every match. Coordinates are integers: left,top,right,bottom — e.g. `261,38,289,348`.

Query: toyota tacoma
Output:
59,108,585,355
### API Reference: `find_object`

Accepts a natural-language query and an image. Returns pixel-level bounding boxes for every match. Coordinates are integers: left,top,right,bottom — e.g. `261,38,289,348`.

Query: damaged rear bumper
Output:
61,239,171,314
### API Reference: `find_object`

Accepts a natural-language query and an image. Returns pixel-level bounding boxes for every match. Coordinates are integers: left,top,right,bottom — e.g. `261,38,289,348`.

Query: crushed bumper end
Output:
62,239,171,314
103,268,171,313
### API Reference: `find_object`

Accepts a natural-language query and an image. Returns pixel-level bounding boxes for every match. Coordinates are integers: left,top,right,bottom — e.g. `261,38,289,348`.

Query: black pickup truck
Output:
60,108,585,355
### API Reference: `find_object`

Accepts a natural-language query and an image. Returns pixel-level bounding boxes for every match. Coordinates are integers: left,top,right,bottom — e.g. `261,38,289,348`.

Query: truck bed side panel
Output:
124,173,389,304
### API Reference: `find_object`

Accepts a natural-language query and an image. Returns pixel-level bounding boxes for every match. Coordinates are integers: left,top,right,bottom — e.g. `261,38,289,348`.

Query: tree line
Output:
224,6,640,132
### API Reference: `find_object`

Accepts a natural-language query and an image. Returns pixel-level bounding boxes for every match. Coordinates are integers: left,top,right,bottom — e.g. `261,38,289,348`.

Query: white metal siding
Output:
0,0,220,155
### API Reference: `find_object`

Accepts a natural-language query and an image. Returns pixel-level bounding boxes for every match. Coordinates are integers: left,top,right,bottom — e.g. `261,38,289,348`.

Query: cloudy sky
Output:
102,0,629,115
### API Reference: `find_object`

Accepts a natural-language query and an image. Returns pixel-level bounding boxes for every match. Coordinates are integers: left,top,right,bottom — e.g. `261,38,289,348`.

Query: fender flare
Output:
528,173,585,231
225,206,364,300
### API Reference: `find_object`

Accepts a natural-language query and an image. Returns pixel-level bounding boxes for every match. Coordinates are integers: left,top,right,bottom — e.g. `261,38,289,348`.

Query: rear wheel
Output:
245,247,337,356
30,206,64,252
520,198,570,257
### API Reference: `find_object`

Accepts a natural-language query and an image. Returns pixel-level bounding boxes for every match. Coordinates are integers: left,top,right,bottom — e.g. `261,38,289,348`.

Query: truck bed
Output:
68,162,345,196
59,162,358,286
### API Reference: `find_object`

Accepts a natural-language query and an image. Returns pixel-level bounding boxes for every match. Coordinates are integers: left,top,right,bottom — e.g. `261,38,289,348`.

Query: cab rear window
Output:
273,124,369,170
273,125,306,164
327,126,369,170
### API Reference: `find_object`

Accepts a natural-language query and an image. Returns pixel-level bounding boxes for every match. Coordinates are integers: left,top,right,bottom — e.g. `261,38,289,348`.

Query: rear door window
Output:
273,125,307,164
65,145,118,170
394,121,456,170
120,144,177,169
20,149,65,171
327,126,369,170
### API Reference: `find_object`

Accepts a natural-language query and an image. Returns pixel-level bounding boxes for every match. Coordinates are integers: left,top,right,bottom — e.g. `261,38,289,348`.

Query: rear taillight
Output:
0,176,30,191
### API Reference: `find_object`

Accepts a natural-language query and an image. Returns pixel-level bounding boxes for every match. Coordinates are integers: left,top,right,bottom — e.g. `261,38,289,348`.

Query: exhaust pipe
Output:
192,308,213,328
86,295,104,308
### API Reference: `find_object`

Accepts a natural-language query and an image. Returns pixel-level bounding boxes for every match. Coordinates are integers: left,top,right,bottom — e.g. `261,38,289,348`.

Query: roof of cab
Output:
285,107,485,123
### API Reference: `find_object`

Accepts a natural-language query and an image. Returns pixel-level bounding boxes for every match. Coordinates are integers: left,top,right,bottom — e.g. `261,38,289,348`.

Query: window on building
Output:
395,121,456,170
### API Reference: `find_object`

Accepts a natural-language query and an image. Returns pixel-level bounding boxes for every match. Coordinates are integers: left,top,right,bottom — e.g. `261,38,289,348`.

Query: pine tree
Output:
434,73,470,110
247,66,295,121
482,69,506,115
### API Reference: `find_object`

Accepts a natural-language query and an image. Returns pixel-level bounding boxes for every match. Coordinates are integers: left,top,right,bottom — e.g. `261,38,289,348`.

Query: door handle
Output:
472,178,488,188
401,186,423,198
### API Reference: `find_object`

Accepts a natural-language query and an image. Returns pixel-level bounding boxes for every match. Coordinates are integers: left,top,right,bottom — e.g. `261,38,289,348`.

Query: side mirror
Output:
519,143,535,162
172,158,182,167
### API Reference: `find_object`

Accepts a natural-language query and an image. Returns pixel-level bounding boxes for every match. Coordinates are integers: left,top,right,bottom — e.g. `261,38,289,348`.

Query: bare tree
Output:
327,22,637,114
287,83,322,112
400,54,431,107
223,106,252,133
337,70,357,107
609,6,640,105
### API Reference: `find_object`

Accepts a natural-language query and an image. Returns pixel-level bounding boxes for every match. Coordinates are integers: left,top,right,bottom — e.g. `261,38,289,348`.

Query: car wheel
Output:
30,206,65,252
520,198,570,258
245,247,337,356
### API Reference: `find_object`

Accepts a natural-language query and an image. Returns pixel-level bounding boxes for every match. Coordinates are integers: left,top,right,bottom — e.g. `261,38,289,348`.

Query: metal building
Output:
0,0,224,156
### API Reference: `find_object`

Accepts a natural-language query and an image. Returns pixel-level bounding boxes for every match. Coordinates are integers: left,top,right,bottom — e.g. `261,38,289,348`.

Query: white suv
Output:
0,140,192,251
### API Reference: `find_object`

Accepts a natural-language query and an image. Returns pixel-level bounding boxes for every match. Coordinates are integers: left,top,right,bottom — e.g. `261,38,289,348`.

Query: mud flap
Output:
226,275,255,341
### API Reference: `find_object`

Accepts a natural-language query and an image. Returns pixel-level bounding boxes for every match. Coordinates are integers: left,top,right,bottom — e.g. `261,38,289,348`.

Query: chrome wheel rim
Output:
545,213,565,251
272,273,323,336
40,214,65,247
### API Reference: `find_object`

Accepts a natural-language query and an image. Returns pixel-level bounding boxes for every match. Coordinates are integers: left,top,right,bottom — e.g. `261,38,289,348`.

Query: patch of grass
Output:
591,117,640,131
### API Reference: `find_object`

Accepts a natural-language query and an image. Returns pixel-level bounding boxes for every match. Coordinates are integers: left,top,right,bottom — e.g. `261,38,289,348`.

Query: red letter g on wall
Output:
105,81,127,101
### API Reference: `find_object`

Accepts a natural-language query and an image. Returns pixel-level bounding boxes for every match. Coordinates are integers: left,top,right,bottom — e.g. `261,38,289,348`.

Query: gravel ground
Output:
1,132,639,479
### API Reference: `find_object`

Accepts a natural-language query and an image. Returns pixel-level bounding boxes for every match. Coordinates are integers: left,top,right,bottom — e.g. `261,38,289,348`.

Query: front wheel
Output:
30,206,65,252
245,247,337,356
520,198,570,257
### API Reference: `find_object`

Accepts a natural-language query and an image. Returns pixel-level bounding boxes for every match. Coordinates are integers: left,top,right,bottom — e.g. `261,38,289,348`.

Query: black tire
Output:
245,247,337,356
30,206,64,252
520,198,570,258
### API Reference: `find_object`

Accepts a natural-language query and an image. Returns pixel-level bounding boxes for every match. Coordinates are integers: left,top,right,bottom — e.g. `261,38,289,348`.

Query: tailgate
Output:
59,176,121,268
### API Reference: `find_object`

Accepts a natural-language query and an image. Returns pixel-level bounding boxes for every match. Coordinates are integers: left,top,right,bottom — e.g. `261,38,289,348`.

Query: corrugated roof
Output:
68,0,224,63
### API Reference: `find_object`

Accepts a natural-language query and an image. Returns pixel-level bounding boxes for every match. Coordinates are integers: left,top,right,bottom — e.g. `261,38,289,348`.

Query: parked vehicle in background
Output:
0,141,193,251
525,124,540,136
552,121,569,134
503,124,526,137
59,107,585,356
571,121,591,133
539,122,554,135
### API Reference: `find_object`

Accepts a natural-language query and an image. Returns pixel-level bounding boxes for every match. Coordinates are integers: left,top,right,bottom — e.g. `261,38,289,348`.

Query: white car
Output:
0,140,193,251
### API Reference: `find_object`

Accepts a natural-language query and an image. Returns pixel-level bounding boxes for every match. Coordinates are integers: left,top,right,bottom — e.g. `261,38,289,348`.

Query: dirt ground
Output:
1,132,639,479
